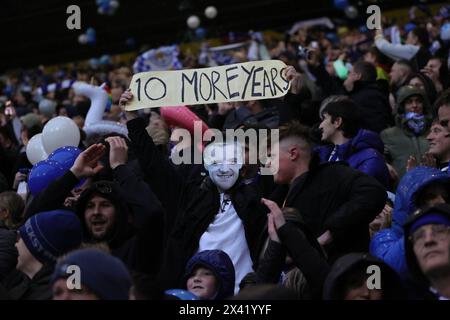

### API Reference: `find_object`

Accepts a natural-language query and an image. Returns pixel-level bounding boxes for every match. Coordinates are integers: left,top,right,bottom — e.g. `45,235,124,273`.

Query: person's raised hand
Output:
317,230,333,246
261,198,286,229
267,213,281,243
70,143,106,179
13,171,27,190
284,66,302,95
119,89,138,121
106,136,129,169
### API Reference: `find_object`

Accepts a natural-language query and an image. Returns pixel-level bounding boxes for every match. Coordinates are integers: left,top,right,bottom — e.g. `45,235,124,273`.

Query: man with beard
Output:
23,138,164,275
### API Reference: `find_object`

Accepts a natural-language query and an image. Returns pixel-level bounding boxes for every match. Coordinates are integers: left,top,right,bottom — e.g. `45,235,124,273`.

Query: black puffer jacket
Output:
270,162,387,262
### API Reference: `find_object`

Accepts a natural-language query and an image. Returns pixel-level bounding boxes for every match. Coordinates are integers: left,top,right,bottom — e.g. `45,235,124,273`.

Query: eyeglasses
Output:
409,225,450,246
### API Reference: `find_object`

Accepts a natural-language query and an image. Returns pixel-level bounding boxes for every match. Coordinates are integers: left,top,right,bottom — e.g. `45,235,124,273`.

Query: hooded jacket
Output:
370,166,450,276
316,129,390,187
183,250,235,300
23,163,164,275
381,119,430,179
396,86,431,115
322,252,405,300
75,181,134,250
75,177,164,275
381,86,431,178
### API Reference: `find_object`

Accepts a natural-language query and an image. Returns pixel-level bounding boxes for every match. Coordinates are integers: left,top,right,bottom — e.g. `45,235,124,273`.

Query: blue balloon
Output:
48,146,82,170
86,28,96,36
195,27,206,39
90,58,100,68
164,289,200,300
102,3,110,12
48,146,86,188
99,54,111,65
334,0,348,10
29,160,66,196
87,34,96,45
404,23,417,33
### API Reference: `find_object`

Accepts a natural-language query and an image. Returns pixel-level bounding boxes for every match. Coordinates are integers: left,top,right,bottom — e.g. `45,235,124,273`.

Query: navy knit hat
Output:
51,248,132,300
19,210,82,264
409,213,450,236
404,203,450,283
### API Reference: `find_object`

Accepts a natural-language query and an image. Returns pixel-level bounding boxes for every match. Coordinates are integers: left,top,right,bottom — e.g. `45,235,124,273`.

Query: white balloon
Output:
187,15,200,29
204,6,218,19
78,34,88,45
42,116,81,154
38,99,57,117
26,134,49,165
110,0,120,9
344,5,358,19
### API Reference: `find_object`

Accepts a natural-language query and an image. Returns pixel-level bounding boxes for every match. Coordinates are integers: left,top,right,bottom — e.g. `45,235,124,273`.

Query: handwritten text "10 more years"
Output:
134,65,290,104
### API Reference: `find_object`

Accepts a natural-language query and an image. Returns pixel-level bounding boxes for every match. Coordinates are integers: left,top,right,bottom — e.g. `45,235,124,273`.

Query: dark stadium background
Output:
0,0,446,71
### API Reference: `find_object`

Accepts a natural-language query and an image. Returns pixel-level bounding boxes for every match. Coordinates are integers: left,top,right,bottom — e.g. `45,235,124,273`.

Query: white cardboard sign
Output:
126,60,290,110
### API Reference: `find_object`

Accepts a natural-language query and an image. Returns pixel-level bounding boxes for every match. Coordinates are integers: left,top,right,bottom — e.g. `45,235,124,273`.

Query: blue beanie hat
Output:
19,210,82,264
51,248,132,300
409,213,450,236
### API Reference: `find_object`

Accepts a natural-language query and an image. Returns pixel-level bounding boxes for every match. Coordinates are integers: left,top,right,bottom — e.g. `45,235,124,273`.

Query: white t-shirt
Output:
197,193,254,294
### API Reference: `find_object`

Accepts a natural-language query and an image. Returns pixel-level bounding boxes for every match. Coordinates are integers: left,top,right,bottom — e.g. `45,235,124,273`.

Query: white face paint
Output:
204,142,244,192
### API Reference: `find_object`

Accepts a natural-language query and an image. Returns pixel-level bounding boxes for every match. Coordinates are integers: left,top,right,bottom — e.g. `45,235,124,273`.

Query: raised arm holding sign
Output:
125,60,290,111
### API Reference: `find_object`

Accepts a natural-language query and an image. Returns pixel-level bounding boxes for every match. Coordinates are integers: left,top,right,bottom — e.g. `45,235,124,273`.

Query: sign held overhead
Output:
126,60,290,110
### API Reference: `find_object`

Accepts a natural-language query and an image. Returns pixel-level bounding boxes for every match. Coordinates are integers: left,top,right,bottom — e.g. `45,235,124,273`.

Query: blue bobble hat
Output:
19,210,83,264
